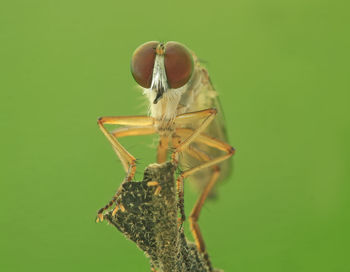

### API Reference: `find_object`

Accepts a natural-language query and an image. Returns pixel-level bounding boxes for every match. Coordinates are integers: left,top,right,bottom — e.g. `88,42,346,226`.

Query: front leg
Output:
96,116,156,222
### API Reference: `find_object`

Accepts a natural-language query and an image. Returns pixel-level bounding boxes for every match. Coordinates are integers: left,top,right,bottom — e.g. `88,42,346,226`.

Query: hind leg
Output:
175,129,234,253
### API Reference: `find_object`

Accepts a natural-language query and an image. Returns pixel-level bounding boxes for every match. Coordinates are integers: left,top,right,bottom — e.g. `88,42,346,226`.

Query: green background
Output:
1,0,349,271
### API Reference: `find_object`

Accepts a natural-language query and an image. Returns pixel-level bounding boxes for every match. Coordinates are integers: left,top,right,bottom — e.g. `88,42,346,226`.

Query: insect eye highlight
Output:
131,41,159,88
164,42,194,89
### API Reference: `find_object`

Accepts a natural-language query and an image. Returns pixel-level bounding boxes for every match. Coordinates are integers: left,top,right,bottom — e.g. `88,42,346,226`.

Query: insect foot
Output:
147,180,162,195
96,213,104,223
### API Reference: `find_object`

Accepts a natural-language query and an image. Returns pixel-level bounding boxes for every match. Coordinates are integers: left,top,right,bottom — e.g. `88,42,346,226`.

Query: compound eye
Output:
131,41,159,88
164,42,194,89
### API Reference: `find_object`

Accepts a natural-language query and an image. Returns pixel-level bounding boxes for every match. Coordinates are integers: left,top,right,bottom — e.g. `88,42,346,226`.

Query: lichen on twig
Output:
102,162,222,272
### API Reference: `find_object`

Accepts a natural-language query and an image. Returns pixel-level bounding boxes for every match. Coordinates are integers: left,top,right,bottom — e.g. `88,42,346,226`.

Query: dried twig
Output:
102,162,222,272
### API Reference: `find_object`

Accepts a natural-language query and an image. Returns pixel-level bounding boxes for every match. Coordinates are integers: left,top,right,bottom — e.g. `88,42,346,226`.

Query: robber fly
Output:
96,41,235,257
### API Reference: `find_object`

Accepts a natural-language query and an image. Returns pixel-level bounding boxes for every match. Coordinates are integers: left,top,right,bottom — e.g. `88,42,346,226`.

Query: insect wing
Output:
180,61,232,195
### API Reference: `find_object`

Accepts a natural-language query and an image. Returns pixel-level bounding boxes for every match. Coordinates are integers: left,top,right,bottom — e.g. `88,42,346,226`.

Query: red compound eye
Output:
131,41,159,88
164,42,194,89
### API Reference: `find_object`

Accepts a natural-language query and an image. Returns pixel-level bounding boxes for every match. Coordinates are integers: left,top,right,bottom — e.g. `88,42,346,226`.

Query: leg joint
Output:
227,146,235,155
208,108,217,115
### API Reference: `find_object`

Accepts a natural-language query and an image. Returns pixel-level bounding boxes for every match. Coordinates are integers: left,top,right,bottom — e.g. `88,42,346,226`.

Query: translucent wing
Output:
179,56,232,195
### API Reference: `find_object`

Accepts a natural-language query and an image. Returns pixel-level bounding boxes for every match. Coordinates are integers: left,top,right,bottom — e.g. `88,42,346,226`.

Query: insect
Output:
96,41,235,259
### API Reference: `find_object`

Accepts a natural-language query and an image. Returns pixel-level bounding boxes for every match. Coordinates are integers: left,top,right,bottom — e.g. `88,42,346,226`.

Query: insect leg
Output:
157,136,169,163
98,116,154,177
171,134,186,225
176,129,235,176
183,146,220,271
114,125,169,164
97,117,155,221
172,108,217,164
111,126,156,170
111,126,156,137
171,109,217,225
176,129,234,253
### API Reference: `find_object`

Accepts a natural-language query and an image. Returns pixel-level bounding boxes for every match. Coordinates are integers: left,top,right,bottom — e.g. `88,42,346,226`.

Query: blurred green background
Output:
1,0,349,271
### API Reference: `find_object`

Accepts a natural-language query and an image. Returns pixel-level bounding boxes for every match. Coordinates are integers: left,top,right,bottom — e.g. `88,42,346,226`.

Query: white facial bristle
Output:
150,55,168,93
